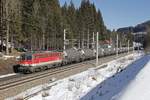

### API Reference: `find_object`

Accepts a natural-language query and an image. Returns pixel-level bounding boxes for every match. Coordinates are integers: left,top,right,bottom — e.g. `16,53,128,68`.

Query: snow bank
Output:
81,53,148,100
114,55,150,100
0,73,17,79
6,52,144,100
0,55,14,60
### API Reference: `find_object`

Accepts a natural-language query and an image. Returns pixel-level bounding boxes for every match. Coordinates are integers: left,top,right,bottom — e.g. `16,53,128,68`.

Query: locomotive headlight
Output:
16,56,21,61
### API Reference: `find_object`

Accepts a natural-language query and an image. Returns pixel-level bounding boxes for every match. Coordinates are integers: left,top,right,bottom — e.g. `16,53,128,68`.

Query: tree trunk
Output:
6,1,9,55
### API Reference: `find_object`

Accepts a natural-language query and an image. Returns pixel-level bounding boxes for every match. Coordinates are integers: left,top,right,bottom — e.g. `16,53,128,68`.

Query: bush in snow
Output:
42,84,49,97
91,76,97,81
68,81,75,91
49,77,56,82
42,91,49,97
75,81,81,89
69,78,75,82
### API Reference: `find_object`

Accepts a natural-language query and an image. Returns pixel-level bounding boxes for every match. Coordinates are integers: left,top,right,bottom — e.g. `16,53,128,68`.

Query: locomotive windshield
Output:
27,55,32,60
20,54,32,60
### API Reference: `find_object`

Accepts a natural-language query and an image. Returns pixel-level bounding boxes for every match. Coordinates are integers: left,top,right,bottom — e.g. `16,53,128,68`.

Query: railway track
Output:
0,62,87,90
0,52,132,99
0,52,118,87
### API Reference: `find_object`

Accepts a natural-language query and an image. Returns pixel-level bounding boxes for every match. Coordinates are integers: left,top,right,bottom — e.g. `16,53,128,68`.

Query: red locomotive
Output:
15,47,131,74
18,51,63,73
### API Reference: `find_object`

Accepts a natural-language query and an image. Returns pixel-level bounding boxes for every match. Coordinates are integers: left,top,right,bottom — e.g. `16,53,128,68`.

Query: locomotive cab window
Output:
27,55,32,60
20,54,26,60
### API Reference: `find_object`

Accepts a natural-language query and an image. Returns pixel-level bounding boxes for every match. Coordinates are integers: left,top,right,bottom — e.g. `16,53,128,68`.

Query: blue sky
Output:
59,0,150,30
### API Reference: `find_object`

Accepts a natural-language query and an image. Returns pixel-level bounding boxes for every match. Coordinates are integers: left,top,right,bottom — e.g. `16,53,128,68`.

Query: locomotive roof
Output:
21,51,62,56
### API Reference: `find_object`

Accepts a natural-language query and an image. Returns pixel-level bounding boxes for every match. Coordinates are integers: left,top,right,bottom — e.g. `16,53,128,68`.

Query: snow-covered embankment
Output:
7,52,145,100
113,54,150,100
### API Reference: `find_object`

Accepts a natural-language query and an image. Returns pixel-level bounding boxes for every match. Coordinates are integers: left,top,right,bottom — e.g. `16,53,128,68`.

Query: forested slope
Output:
1,0,107,50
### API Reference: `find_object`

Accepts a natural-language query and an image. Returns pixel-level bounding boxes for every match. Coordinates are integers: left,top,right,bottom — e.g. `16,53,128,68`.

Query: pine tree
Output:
7,0,22,48
67,1,77,39
61,2,69,30
1,0,107,51
21,0,35,50
48,0,62,50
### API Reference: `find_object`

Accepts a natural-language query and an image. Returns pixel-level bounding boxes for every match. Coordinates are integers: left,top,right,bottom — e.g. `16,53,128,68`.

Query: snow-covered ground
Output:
113,54,150,100
7,52,145,100
0,73,17,79
0,54,14,60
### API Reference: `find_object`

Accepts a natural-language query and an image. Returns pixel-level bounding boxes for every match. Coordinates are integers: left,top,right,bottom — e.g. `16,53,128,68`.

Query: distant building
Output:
132,32,147,48
99,39,114,49
132,31,147,42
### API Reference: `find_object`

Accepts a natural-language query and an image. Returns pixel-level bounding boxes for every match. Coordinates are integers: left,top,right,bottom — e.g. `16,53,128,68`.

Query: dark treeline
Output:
2,0,108,51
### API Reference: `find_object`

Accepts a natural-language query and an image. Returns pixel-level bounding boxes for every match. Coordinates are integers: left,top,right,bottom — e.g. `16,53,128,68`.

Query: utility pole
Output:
31,33,33,51
42,33,45,50
0,0,1,29
120,41,122,51
82,33,84,49
133,33,135,53
138,42,140,53
63,29,66,51
128,40,130,54
116,34,119,57
133,42,134,53
11,32,13,53
87,33,89,49
96,32,99,67
0,0,6,53
92,32,95,49
78,38,80,49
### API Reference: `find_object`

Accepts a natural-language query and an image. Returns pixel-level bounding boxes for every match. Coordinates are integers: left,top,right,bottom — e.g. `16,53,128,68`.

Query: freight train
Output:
16,47,132,74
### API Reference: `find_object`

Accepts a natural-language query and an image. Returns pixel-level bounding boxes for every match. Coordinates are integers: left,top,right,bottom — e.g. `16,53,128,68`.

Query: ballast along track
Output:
0,52,132,99
0,62,87,90
0,52,119,88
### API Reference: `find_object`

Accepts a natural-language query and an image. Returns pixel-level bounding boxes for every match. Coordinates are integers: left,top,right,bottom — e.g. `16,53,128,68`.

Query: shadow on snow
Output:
81,55,150,100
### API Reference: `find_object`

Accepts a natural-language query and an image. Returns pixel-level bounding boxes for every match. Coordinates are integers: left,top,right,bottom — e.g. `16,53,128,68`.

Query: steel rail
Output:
0,62,87,90
0,52,131,90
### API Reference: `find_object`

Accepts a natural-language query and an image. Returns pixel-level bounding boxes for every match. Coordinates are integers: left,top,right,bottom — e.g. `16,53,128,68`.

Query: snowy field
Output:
7,52,146,100
113,54,150,100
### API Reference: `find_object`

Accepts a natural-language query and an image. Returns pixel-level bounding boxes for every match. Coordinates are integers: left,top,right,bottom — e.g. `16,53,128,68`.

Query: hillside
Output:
117,20,150,33
117,20,150,50
0,0,106,51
